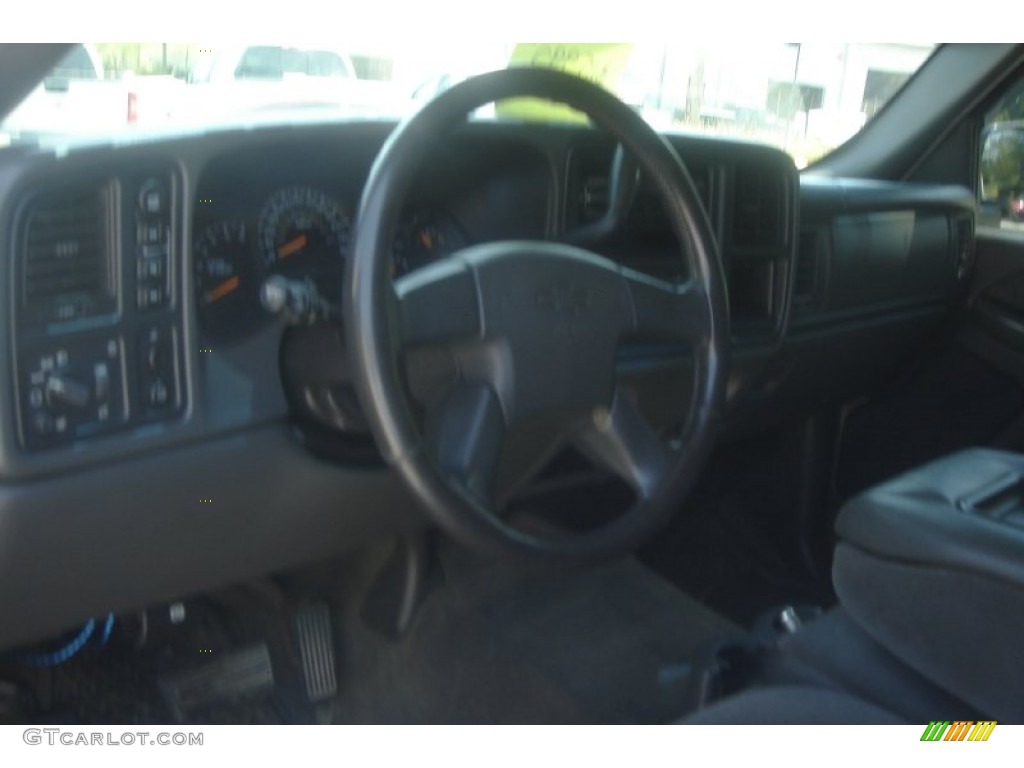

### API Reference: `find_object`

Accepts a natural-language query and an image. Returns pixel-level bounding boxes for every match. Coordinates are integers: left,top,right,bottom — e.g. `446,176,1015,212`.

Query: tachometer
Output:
194,220,267,341
259,186,350,299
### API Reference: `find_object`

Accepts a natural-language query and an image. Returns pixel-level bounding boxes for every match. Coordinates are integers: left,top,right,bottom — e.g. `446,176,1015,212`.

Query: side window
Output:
281,48,307,75
235,47,284,80
308,51,349,78
979,78,1024,229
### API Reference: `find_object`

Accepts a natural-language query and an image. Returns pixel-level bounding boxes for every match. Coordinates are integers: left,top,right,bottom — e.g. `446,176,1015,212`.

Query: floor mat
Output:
639,494,835,627
330,541,739,724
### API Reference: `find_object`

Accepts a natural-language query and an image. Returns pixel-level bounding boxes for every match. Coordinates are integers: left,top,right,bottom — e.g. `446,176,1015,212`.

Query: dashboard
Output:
0,118,977,650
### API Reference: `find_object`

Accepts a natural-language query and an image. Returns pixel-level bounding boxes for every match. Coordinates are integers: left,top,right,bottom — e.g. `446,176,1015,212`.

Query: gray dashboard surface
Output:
0,118,976,650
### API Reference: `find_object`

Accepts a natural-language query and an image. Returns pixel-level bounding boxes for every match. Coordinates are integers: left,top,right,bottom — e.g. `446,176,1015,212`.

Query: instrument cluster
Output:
193,184,464,342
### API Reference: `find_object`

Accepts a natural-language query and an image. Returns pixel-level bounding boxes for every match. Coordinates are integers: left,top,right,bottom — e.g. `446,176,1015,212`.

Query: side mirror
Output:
978,200,1002,229
980,124,1024,225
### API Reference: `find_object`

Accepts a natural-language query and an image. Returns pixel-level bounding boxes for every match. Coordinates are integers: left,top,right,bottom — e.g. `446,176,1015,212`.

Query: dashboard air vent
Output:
580,174,609,222
793,229,821,304
21,183,114,323
732,166,783,248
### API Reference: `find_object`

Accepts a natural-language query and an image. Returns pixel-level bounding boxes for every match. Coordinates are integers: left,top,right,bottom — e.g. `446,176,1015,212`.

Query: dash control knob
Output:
44,374,91,409
148,379,169,407
21,339,127,449
138,178,167,215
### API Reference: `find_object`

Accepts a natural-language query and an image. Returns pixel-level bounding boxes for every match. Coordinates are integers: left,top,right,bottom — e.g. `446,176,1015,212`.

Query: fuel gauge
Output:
392,209,467,277
194,220,268,341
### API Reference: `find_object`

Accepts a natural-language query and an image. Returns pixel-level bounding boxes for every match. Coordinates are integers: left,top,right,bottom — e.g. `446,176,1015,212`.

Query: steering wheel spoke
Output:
425,380,507,506
573,390,675,501
625,271,711,346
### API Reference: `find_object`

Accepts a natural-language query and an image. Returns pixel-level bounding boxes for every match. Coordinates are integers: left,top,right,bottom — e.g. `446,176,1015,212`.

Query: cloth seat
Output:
680,608,984,725
684,685,905,724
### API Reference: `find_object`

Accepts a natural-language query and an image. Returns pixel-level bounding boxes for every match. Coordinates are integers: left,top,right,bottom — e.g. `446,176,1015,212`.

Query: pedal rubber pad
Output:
161,643,274,719
294,602,337,703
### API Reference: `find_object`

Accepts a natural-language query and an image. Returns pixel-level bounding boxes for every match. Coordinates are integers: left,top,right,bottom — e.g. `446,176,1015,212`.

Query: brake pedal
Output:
160,643,274,721
294,602,337,703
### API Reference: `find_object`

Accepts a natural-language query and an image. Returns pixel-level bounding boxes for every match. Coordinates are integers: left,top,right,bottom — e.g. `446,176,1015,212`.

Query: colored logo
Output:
920,721,997,742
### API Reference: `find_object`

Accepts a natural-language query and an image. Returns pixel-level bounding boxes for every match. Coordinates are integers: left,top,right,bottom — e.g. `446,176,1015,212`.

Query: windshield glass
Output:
1,42,936,168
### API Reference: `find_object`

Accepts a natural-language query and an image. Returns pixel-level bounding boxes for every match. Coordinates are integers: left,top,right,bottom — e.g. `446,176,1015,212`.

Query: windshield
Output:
0,43,936,168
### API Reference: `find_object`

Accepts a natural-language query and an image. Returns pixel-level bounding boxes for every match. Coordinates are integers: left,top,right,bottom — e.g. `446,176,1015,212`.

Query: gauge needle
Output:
204,275,240,304
277,234,307,259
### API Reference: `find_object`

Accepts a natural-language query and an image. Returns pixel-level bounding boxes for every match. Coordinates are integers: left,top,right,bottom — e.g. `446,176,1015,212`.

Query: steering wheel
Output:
345,67,728,560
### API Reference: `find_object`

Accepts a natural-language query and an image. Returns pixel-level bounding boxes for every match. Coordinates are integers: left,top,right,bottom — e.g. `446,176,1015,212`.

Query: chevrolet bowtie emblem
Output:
535,284,592,316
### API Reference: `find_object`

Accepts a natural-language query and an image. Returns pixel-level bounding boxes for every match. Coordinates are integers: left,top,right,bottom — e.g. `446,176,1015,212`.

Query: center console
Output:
832,448,1024,721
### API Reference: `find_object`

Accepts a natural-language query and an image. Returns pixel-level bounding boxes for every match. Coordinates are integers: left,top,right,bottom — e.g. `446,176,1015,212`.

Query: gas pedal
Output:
294,602,337,703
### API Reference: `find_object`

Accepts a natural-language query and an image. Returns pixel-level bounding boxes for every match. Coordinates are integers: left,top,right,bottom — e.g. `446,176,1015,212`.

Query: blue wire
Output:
10,618,96,667
96,613,115,648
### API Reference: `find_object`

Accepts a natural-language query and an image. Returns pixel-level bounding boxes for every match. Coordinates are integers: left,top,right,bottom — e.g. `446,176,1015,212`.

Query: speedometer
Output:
259,186,350,299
